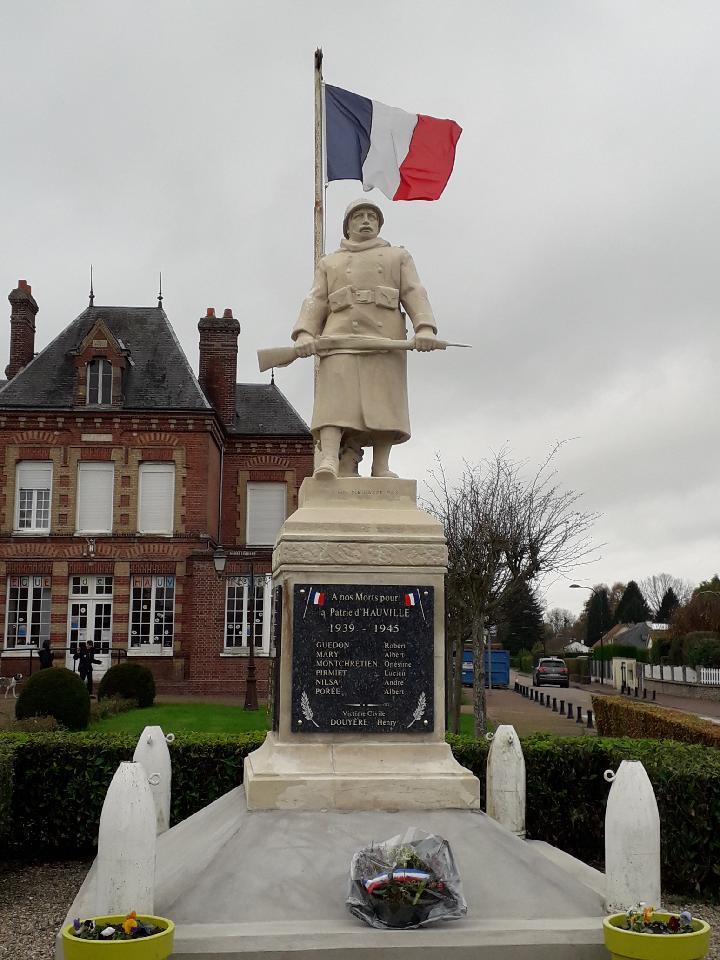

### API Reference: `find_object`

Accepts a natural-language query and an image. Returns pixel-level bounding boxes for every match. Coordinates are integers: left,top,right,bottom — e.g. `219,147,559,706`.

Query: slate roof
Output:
0,306,210,411
233,382,310,437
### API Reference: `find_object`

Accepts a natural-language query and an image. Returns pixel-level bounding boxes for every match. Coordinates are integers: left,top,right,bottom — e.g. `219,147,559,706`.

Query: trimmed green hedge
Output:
593,695,720,748
98,663,156,708
16,667,91,730
1,731,718,899
0,739,14,845
0,731,263,858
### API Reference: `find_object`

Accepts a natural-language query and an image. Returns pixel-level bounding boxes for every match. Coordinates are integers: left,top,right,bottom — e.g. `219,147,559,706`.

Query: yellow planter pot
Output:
604,913,710,960
62,916,174,960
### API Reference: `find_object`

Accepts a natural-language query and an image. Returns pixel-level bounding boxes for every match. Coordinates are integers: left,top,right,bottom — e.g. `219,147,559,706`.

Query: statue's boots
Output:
314,456,339,479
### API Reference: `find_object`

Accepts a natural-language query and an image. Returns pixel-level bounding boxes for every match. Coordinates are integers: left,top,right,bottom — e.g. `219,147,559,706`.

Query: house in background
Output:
593,621,669,655
0,280,313,696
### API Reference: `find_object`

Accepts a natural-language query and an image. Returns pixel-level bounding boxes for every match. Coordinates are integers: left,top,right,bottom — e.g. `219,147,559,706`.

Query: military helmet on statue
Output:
342,198,385,239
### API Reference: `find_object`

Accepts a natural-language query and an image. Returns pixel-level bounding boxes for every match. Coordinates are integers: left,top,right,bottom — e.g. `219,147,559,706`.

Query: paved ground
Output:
460,669,720,737
461,685,596,737
520,671,720,723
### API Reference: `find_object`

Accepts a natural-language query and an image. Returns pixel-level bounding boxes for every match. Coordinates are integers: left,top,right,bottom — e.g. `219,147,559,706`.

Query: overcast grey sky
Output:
1,1,718,616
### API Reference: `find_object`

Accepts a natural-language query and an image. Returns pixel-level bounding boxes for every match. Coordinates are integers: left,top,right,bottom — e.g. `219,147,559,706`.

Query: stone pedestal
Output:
244,477,480,811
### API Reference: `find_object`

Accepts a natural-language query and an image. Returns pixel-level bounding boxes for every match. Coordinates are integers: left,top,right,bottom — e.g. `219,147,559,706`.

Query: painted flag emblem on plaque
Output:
312,590,326,606
404,591,417,607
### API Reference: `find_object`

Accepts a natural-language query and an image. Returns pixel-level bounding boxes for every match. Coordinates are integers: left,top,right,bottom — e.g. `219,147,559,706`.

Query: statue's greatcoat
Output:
292,236,436,443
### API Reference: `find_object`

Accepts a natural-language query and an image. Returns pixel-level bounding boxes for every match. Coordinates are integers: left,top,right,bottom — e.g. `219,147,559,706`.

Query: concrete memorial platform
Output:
64,787,608,959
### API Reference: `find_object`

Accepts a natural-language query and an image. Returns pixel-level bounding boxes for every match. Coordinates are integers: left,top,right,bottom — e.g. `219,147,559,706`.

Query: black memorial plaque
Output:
291,584,434,733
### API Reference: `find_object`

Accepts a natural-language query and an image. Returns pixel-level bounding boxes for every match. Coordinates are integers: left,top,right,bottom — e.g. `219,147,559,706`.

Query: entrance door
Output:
66,575,113,681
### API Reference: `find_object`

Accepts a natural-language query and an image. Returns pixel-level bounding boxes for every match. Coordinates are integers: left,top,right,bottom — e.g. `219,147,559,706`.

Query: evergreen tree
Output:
656,587,679,623
614,580,651,624
496,581,545,656
585,587,612,646
695,574,720,596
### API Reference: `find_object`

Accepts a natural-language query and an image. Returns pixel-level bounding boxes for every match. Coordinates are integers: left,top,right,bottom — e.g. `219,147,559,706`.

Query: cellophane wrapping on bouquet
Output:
346,828,467,929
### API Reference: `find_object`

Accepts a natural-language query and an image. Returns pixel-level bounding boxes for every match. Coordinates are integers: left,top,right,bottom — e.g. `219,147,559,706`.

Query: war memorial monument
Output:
63,201,609,959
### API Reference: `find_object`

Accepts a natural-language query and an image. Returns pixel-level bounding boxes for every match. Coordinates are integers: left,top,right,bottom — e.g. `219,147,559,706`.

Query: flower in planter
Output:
619,905,696,935
71,911,166,941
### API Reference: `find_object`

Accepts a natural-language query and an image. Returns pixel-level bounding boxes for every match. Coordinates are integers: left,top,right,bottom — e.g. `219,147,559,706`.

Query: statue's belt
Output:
328,284,400,312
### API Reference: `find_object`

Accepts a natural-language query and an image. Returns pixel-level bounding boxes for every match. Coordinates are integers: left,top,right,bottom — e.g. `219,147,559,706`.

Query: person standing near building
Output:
75,640,101,695
37,639,54,669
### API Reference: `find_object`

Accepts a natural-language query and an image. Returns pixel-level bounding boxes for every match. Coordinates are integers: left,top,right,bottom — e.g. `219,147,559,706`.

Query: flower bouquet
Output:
61,911,175,959
346,829,466,929
603,905,710,960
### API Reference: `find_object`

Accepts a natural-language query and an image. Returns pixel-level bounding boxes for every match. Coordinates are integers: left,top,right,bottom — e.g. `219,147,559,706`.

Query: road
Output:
515,670,720,724
459,669,720,737
461,672,596,737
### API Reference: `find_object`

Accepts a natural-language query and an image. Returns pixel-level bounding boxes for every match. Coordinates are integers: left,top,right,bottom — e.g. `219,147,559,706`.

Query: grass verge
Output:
90,702,270,735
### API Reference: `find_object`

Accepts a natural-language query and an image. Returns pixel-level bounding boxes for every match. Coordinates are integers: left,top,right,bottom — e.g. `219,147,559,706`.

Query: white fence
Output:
643,664,720,685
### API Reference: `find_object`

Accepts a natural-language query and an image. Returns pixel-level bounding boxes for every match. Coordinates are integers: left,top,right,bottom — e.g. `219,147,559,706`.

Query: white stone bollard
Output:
486,724,526,838
133,726,174,834
604,760,661,912
96,761,157,915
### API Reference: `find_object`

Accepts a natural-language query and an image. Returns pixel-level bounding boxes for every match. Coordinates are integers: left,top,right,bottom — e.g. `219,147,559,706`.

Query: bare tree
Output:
544,607,577,653
425,444,598,736
640,573,694,616
545,607,575,638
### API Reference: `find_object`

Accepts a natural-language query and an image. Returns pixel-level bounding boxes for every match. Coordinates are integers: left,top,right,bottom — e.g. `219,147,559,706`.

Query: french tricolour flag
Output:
325,84,462,202
312,590,326,606
404,590,417,607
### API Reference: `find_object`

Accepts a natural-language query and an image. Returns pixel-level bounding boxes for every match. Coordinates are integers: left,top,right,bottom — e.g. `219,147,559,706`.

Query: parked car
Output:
533,657,569,688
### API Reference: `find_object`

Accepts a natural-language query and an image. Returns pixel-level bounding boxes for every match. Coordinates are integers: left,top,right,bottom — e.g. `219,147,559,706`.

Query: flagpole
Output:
312,48,324,470
313,47,324,268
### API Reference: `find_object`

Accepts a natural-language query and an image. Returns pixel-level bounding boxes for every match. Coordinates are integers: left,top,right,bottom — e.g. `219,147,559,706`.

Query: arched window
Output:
87,358,112,405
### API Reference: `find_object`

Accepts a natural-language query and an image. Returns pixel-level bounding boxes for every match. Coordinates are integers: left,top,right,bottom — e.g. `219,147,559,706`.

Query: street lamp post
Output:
213,546,260,712
570,583,605,684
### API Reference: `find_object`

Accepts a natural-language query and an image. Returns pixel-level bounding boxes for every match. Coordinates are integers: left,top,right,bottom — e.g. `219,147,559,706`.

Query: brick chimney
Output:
198,306,240,429
5,279,39,380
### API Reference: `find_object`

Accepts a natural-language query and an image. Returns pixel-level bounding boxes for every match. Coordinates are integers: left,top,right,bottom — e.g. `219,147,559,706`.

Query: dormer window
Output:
87,358,112,405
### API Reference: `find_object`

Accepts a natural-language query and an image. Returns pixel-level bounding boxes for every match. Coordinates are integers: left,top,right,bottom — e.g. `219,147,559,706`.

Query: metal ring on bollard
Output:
148,773,161,786
603,769,616,783
165,732,176,744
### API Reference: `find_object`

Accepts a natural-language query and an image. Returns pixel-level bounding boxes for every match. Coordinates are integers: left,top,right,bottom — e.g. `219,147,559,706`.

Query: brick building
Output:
0,280,313,696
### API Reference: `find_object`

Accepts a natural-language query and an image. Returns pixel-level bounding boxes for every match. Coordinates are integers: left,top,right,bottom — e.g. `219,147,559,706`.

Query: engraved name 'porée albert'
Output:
291,584,434,734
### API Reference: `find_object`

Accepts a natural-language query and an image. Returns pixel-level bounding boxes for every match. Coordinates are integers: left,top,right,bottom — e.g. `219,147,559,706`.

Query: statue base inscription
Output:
243,477,480,811
292,583,434,734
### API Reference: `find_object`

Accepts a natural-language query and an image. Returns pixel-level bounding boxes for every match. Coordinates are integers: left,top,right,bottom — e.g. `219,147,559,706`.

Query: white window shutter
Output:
139,463,175,534
17,462,52,489
77,463,114,532
246,483,286,545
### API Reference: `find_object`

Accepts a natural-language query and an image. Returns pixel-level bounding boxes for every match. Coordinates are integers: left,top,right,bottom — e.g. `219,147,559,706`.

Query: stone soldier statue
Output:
293,198,443,479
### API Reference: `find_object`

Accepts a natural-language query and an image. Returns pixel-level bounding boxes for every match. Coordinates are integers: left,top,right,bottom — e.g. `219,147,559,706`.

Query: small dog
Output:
0,673,23,699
